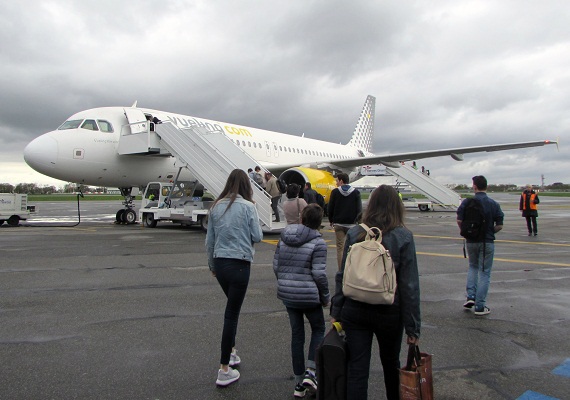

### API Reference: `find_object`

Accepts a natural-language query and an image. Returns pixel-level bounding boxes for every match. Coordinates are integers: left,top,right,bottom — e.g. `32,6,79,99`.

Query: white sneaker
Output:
302,369,317,394
229,349,241,367
474,306,491,316
216,367,240,386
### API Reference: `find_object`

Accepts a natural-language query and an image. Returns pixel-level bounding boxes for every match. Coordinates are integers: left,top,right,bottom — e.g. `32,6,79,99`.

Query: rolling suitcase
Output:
316,322,347,400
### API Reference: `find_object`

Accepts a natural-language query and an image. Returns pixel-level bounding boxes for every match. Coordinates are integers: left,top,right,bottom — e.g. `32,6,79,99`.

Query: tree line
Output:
0,183,112,195
451,183,570,191
2,181,569,195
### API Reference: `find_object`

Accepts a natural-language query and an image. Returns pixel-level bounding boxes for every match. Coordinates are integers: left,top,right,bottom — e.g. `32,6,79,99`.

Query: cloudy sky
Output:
1,0,567,188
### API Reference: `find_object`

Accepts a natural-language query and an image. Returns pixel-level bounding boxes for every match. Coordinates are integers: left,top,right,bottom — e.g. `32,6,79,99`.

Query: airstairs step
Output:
386,164,461,209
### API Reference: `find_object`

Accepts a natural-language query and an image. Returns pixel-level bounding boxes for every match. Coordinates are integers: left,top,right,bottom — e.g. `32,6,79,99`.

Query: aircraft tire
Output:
116,209,125,223
0,220,4,226
143,213,157,228
7,215,19,226
123,209,137,224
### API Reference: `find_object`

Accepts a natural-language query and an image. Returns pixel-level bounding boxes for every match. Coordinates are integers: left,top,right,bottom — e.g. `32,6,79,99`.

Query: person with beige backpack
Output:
330,185,421,400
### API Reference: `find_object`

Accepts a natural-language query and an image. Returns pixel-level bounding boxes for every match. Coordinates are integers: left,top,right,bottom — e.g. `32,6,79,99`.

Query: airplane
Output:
24,95,557,224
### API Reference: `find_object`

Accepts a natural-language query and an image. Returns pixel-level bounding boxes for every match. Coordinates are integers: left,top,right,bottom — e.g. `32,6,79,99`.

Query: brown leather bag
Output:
399,344,434,400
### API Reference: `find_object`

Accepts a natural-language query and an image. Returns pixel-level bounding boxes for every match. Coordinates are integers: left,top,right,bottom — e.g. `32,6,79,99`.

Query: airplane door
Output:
124,108,149,134
272,142,279,157
264,141,271,157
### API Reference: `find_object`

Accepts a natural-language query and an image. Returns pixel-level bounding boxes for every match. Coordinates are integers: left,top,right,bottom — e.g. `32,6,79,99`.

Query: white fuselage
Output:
24,106,363,188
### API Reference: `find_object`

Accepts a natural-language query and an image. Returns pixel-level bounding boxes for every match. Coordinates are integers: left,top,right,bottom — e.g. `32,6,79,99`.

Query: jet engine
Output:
279,167,337,203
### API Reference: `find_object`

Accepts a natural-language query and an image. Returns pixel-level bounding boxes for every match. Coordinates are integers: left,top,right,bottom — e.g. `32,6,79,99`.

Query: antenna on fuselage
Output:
131,101,138,107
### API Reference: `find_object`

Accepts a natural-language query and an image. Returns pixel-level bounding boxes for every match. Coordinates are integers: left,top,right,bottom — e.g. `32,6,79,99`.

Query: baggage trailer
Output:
138,181,213,230
0,193,36,226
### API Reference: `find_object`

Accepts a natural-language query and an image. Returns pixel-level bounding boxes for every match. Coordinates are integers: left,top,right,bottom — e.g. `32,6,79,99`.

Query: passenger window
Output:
58,119,83,130
97,120,114,133
81,119,99,131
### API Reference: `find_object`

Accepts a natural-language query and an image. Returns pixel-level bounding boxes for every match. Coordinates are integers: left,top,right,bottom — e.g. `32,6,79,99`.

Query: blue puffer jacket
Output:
273,224,330,307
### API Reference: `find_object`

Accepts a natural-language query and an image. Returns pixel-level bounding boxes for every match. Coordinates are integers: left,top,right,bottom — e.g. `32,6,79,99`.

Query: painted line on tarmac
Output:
516,390,560,400
417,252,570,267
513,354,569,400
415,234,570,247
265,241,570,267
552,358,570,378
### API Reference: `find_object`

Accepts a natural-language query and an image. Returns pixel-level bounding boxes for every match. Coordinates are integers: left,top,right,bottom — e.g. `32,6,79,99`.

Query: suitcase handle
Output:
332,322,343,333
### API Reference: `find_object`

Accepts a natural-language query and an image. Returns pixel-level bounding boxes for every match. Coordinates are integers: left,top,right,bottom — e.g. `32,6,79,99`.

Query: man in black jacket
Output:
327,173,362,271
303,182,317,204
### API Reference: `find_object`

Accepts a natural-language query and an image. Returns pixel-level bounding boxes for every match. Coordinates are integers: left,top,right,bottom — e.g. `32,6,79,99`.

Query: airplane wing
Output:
264,139,557,174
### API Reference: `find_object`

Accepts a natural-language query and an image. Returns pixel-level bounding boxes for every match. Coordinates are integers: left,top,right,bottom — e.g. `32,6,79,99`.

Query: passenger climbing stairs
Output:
153,123,275,229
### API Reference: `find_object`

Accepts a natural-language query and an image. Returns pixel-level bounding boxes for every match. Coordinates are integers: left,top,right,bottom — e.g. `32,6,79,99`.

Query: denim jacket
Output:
205,195,263,270
330,225,421,339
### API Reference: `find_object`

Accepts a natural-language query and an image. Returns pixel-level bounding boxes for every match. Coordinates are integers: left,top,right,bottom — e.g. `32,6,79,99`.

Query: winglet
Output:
347,95,376,153
131,101,138,108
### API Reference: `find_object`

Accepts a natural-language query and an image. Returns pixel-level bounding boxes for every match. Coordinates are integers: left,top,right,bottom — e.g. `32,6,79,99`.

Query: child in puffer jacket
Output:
273,204,330,398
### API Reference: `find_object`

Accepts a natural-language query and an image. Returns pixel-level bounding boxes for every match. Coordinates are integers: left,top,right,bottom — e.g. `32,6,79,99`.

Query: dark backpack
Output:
460,198,487,241
277,179,287,194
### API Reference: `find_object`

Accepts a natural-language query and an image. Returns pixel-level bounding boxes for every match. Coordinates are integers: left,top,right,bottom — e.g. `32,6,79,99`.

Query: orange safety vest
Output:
521,191,538,211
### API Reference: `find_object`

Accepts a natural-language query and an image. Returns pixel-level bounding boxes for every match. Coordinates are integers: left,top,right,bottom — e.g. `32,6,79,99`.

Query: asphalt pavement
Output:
1,193,569,399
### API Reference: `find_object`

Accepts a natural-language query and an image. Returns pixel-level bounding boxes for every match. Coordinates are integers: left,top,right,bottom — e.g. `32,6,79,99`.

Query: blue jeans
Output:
286,305,325,382
341,299,403,400
214,258,250,365
466,242,495,310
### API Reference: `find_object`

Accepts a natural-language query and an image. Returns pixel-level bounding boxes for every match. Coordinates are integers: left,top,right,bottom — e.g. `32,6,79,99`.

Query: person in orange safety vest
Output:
519,184,540,236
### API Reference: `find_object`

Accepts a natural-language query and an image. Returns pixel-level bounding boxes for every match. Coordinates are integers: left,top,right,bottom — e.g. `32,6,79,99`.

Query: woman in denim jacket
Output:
206,169,263,387
330,185,421,400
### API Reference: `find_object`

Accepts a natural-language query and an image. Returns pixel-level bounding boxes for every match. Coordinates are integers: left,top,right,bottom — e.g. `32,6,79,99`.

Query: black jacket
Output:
330,225,421,339
328,185,362,224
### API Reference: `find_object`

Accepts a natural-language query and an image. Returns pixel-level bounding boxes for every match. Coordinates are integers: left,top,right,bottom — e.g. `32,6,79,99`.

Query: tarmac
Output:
1,193,569,400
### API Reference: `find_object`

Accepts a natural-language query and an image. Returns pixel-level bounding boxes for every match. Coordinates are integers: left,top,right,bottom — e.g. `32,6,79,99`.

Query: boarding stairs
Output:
153,123,275,229
386,164,461,209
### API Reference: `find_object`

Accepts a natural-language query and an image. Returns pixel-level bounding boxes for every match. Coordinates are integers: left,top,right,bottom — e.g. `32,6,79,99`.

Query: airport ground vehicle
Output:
0,193,36,226
402,197,433,212
138,181,213,230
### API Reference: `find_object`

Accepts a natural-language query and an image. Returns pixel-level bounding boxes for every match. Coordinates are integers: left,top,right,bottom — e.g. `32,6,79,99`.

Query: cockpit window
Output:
81,119,99,131
58,119,83,130
97,120,114,133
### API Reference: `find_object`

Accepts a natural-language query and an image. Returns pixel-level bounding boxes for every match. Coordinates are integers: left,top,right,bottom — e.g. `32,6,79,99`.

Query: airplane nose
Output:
23,134,58,173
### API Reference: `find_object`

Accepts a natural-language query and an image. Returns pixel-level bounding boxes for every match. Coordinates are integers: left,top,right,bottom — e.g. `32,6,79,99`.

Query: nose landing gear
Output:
115,187,138,224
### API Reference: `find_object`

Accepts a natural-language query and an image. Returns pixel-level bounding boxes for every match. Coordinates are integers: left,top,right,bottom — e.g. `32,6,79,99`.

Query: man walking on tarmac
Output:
327,173,362,271
456,175,504,316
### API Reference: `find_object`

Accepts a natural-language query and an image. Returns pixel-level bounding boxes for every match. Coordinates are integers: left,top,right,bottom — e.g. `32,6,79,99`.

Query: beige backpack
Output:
342,224,397,305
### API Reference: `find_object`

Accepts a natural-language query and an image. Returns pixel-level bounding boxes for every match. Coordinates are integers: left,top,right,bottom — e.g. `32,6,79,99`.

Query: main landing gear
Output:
115,187,137,224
